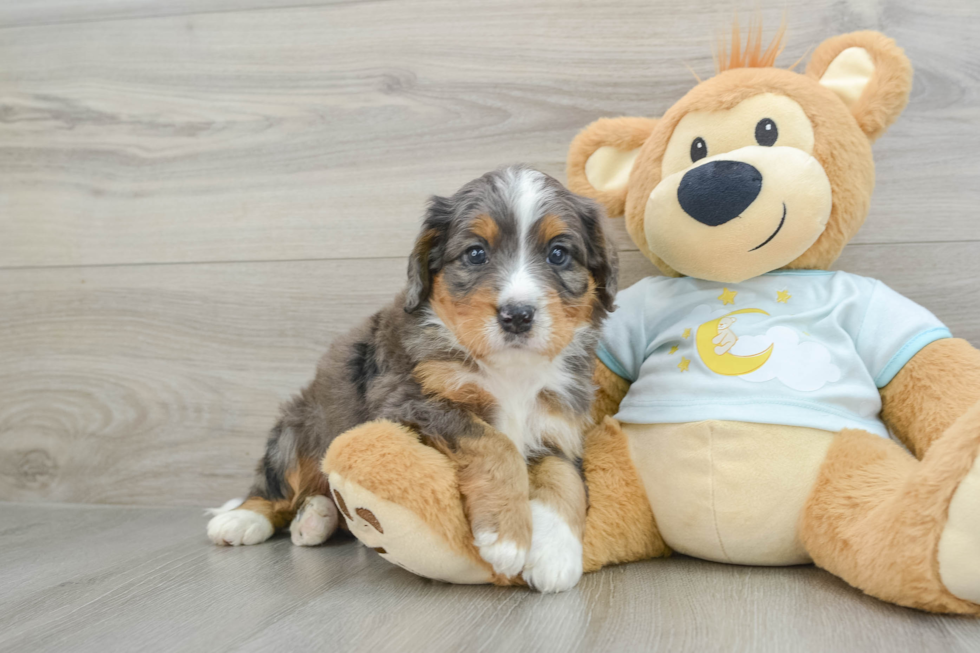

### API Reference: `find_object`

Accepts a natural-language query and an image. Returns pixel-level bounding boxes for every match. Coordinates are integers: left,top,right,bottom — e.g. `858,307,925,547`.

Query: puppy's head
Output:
405,165,618,359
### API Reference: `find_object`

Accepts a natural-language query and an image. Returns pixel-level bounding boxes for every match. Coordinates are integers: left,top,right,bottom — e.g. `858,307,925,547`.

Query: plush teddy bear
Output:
323,29,980,614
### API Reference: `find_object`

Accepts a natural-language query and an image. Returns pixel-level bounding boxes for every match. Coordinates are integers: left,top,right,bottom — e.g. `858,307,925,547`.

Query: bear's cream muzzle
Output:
644,145,832,283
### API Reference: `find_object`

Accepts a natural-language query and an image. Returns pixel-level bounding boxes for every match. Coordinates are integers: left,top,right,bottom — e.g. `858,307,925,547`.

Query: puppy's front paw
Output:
522,500,583,593
474,530,527,577
207,509,274,546
290,495,340,546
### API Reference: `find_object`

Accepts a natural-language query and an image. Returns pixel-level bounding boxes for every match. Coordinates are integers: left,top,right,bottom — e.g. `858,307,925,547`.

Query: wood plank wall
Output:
1,0,978,506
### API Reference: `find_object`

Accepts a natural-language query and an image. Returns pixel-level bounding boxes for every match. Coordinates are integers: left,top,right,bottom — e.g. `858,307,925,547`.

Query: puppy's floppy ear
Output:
404,195,453,313
806,31,912,142
567,116,657,218
574,194,619,313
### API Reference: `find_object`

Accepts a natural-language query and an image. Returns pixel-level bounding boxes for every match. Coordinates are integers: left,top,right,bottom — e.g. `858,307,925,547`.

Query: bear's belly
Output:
623,420,835,566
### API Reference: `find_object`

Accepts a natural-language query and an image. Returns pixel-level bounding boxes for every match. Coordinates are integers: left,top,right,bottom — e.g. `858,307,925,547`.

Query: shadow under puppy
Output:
207,165,618,592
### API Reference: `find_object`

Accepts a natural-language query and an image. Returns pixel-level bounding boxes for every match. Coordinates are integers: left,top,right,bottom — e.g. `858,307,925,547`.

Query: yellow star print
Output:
669,345,679,355
678,357,691,372
718,288,737,305
682,328,691,339
777,290,791,304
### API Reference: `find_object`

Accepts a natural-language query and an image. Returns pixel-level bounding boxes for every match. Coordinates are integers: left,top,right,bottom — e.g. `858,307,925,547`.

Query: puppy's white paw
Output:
522,500,583,593
474,530,527,577
207,509,274,546
290,495,339,546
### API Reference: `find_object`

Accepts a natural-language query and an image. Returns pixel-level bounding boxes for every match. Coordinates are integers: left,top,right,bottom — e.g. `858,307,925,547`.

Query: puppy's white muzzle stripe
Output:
496,166,550,310
500,264,543,307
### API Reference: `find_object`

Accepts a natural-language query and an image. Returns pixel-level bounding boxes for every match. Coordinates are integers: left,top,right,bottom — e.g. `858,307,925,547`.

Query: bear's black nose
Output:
677,160,763,227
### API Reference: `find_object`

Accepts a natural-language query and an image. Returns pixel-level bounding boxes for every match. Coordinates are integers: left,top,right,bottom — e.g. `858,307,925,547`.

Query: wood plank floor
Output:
0,0,977,269
2,243,978,505
1,1,979,647
1,502,979,653
1,0,978,507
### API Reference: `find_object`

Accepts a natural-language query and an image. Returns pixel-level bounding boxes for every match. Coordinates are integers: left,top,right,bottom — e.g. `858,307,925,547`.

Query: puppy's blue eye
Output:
465,246,487,265
547,246,568,266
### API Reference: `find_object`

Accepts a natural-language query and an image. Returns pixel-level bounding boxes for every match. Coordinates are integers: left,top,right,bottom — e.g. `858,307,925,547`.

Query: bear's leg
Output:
881,339,980,458
323,416,668,585
799,404,980,614
581,417,670,572
323,420,497,585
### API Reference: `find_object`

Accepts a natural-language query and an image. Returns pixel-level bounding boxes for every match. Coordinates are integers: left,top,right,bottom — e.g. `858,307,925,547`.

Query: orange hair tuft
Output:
714,14,787,74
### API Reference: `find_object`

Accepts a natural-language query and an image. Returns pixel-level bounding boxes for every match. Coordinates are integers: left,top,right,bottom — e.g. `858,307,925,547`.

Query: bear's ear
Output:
566,116,657,218
806,31,913,142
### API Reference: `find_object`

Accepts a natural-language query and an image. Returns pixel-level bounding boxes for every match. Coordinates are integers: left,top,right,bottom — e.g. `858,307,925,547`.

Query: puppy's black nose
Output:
677,160,762,227
498,304,535,334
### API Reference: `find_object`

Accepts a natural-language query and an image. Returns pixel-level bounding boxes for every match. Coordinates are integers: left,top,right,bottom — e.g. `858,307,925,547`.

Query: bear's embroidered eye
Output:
690,137,707,162
464,246,488,265
755,118,778,146
547,245,569,266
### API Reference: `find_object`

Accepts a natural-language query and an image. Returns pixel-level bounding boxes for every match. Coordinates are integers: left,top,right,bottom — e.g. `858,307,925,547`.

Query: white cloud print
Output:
733,326,841,392
680,305,841,392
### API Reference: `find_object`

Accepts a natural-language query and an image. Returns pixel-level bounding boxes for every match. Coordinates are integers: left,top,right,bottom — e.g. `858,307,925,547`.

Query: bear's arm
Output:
591,360,632,425
880,338,980,458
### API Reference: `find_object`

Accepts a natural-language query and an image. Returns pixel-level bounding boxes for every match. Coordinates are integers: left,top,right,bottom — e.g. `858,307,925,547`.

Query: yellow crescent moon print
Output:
695,309,774,376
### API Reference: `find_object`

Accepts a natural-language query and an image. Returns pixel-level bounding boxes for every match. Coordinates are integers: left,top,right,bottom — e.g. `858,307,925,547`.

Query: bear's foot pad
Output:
939,449,980,604
329,472,493,585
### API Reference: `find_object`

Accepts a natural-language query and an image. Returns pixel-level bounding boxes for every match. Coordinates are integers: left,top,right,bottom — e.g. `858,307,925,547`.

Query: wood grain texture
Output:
1,1,978,647
0,1,351,28
0,242,976,507
0,0,978,508
1,502,979,653
0,257,405,505
0,0,977,268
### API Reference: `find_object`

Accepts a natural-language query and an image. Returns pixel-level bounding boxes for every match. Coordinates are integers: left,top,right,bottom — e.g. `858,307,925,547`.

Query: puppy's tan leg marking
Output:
284,458,337,546
448,426,532,577
207,457,336,547
529,456,587,538
523,455,587,593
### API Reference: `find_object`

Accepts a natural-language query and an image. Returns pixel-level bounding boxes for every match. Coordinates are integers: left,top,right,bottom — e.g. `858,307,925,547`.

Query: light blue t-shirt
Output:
597,271,951,438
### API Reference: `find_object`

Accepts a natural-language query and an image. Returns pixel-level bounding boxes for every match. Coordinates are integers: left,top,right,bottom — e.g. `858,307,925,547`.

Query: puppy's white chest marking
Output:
465,350,581,458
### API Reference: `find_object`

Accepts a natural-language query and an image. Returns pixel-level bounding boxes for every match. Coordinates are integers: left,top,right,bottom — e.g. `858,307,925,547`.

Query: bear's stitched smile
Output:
749,203,787,252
